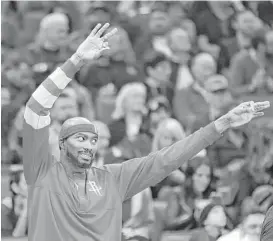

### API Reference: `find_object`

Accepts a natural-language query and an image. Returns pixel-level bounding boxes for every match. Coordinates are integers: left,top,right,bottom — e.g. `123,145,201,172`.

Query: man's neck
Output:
60,155,88,178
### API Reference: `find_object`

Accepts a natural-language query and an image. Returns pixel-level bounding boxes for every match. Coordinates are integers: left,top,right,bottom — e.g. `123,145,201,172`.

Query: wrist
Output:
214,115,231,134
70,53,85,68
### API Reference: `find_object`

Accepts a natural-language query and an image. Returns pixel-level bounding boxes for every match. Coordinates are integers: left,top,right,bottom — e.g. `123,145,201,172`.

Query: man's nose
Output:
83,142,93,151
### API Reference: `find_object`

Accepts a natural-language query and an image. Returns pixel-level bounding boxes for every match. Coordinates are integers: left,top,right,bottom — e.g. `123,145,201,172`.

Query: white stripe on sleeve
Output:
32,85,58,108
24,106,51,129
49,67,71,90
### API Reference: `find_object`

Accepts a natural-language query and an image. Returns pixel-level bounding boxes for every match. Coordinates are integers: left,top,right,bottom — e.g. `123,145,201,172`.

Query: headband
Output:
59,124,98,142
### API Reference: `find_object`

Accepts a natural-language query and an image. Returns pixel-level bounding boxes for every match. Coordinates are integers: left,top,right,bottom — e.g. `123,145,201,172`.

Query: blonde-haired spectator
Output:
109,82,148,147
151,118,186,200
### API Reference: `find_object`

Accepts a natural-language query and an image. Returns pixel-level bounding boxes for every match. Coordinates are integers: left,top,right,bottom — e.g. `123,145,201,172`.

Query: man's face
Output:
241,213,265,241
192,59,216,84
51,97,79,125
148,60,172,83
5,62,32,88
236,11,262,37
65,132,98,169
149,11,171,35
46,23,69,47
169,28,192,53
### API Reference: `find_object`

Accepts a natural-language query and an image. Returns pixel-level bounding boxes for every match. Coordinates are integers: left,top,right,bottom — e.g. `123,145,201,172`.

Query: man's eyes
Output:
91,139,98,144
77,136,85,141
77,136,97,144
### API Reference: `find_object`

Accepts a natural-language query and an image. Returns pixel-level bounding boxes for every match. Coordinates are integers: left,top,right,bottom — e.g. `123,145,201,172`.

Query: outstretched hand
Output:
226,101,270,128
76,23,117,60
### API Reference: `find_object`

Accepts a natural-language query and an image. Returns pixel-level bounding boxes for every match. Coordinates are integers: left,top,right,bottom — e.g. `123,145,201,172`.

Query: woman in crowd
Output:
190,202,229,241
163,155,216,231
150,118,186,199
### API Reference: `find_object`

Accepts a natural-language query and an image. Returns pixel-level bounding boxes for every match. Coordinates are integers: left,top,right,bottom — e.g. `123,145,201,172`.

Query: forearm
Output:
214,115,231,134
12,210,28,237
24,53,84,127
109,122,222,200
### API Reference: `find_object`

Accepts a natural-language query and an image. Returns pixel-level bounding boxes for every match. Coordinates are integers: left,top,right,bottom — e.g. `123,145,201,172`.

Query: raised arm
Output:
106,101,270,201
23,55,84,184
23,23,117,185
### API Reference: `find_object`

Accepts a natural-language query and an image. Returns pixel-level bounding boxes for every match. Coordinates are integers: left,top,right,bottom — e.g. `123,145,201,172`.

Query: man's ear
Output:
10,183,19,194
59,140,65,151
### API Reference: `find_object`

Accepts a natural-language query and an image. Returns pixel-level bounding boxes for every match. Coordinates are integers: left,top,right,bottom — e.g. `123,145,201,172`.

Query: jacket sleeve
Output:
23,60,80,185
105,122,222,201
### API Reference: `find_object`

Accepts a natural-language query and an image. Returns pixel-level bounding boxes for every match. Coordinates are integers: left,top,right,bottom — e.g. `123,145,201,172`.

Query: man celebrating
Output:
23,23,270,241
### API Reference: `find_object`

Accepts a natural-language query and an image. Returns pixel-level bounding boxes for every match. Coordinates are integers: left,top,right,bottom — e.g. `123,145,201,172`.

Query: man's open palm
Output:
76,23,117,60
227,101,270,128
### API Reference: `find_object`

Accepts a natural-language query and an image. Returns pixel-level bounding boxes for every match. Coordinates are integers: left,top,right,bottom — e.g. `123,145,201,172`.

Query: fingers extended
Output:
101,28,118,41
90,23,102,36
95,23,110,37
253,101,270,111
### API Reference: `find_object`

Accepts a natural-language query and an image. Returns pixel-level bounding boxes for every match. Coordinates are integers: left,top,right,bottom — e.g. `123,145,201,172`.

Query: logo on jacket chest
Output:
71,180,103,198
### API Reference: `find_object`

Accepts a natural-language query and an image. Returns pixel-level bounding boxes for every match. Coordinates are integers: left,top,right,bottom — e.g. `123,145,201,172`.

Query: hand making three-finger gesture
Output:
215,101,271,133
75,23,117,61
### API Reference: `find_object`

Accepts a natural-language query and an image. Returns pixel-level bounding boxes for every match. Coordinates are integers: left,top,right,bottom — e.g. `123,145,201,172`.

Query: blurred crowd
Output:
1,1,273,241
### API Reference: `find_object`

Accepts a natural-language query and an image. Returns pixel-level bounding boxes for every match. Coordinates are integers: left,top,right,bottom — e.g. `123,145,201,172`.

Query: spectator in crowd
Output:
122,188,154,241
218,208,265,241
144,96,172,138
167,1,197,44
228,28,273,97
194,1,235,60
204,74,249,167
219,10,263,71
1,167,28,237
150,118,186,199
1,53,35,164
190,203,229,241
143,51,173,103
252,185,273,213
134,3,172,61
167,27,195,93
173,53,217,133
23,12,73,86
109,82,148,147
181,156,216,223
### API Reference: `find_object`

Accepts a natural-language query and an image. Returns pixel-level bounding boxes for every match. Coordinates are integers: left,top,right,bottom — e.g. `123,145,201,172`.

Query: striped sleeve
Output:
24,67,72,129
23,59,79,184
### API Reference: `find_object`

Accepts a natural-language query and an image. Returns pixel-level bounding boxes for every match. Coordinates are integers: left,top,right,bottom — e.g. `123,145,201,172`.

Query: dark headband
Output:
59,123,98,142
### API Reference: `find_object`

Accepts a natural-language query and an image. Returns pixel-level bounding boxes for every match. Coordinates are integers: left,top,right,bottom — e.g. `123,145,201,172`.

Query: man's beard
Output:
66,149,95,169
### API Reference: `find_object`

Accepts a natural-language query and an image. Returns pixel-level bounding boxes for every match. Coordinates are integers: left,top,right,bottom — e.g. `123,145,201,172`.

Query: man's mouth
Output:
79,152,93,160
